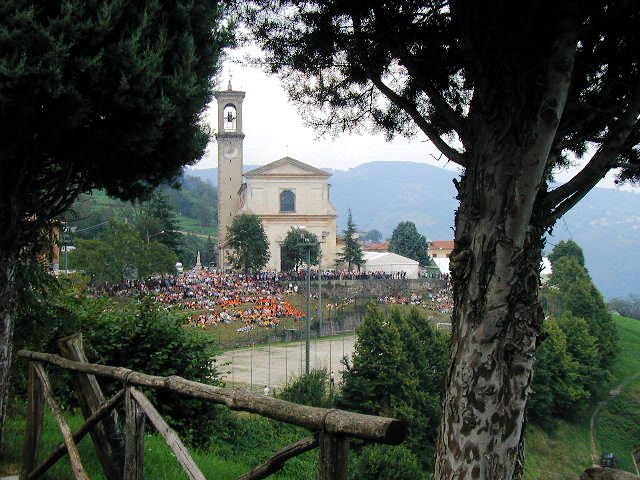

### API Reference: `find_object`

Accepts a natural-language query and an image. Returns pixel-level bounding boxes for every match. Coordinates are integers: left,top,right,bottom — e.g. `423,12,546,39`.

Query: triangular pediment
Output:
244,157,331,178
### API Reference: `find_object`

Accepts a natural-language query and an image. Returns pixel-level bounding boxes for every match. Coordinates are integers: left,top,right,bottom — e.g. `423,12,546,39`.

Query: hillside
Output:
188,161,640,298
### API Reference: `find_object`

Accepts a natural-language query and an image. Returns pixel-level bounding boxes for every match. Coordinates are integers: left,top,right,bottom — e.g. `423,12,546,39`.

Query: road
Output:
217,335,356,390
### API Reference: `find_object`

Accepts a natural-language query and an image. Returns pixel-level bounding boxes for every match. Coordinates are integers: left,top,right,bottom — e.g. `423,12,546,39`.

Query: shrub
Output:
80,298,222,447
349,444,426,480
278,368,332,408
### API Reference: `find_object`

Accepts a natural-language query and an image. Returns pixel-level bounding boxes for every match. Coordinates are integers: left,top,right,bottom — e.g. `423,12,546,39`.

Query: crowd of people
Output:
88,268,453,330
375,286,453,313
282,270,411,281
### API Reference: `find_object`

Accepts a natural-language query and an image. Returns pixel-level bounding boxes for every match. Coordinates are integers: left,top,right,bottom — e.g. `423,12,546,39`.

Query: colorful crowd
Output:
88,269,453,331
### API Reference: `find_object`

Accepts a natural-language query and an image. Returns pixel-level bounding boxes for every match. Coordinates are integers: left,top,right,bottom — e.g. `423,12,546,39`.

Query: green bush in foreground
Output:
349,444,427,480
278,368,332,408
81,298,222,447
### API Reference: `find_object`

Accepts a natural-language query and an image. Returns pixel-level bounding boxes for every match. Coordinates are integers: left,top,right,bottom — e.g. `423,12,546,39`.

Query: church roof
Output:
244,156,331,178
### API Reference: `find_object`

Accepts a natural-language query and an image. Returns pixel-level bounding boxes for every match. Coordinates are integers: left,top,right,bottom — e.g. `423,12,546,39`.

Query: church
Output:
214,83,338,271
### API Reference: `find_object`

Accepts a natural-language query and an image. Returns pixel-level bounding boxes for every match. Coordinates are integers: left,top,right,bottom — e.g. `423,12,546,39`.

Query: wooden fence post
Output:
32,363,90,480
318,432,349,480
124,386,145,480
58,334,124,480
20,362,44,480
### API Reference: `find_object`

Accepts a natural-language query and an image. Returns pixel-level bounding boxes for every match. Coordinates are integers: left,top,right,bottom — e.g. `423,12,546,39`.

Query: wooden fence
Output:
17,334,406,480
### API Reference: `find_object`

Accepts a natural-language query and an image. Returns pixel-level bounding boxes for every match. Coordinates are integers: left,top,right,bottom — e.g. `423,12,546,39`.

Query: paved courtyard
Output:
217,335,356,390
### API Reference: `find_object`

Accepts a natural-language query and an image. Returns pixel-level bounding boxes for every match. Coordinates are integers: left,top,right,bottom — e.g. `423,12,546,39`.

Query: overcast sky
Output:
195,53,632,191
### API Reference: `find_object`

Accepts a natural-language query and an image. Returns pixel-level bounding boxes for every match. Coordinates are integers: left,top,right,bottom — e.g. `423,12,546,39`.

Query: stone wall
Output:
289,278,448,299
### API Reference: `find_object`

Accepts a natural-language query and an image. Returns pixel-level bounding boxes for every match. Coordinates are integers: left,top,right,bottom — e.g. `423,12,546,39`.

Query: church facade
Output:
214,84,337,271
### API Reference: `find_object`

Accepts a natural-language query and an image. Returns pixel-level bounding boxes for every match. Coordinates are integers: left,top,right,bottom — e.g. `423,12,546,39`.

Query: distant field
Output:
176,215,217,236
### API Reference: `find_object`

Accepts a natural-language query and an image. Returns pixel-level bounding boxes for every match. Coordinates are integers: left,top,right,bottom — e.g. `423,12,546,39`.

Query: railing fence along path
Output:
18,333,406,480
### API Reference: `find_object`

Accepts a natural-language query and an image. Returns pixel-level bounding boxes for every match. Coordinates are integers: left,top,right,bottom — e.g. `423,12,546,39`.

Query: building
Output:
215,83,337,271
363,241,389,252
428,240,455,259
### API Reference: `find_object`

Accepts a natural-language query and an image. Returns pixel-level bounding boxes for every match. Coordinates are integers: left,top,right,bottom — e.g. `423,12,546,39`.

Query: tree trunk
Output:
434,140,550,479
0,251,19,449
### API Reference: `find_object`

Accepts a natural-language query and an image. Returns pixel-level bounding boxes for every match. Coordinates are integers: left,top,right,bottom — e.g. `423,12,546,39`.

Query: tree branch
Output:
543,76,640,224
350,12,466,167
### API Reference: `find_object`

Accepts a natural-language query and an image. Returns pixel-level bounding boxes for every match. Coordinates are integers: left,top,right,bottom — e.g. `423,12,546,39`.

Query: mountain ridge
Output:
186,162,640,299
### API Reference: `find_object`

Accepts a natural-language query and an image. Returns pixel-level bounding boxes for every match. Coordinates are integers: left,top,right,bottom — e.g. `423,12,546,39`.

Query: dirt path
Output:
217,335,356,390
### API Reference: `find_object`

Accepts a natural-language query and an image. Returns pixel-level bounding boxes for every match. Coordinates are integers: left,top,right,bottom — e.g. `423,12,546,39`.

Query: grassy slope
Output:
524,315,640,478
86,190,217,237
2,404,314,479
595,315,640,473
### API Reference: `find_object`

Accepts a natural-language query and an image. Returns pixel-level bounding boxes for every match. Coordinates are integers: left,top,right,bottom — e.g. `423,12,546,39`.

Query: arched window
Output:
280,190,295,212
223,104,237,132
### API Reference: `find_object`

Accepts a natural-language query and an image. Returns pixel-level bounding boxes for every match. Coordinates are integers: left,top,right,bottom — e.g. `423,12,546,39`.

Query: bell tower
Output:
214,81,245,269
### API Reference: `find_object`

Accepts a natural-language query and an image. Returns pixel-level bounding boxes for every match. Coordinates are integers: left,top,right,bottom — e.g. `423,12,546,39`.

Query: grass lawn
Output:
524,314,640,478
2,401,315,479
595,315,640,473
524,418,592,480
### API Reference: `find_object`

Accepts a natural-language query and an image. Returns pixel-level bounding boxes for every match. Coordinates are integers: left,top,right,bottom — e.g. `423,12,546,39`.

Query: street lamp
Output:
146,229,165,244
292,226,312,374
292,226,327,374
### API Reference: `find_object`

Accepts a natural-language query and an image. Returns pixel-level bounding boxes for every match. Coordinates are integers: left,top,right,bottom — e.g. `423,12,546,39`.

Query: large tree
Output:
0,0,231,445
389,221,431,266
226,213,270,273
339,209,365,271
281,229,321,271
245,2,640,478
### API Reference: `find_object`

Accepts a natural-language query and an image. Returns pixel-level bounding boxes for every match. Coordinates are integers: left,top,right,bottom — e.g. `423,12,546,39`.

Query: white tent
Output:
363,252,420,279
431,256,552,279
432,257,450,275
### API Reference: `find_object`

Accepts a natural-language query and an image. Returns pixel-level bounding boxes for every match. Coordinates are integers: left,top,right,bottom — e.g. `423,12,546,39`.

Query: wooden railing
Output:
17,334,406,480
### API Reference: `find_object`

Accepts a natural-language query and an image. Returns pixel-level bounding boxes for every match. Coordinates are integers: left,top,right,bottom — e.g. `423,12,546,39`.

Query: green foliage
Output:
278,368,332,407
532,240,617,424
226,214,270,273
79,298,222,446
339,305,448,471
281,229,321,271
338,209,364,271
389,221,430,266
547,254,617,367
1,0,232,250
160,176,218,228
529,317,595,422
349,444,426,480
133,192,182,252
178,233,214,269
549,240,585,268
71,220,177,282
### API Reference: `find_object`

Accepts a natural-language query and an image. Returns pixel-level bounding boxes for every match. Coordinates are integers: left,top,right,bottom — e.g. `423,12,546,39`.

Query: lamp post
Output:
146,229,165,244
292,227,327,374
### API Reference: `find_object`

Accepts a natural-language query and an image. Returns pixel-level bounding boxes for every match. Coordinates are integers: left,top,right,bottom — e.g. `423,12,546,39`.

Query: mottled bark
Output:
434,148,548,480
0,251,18,449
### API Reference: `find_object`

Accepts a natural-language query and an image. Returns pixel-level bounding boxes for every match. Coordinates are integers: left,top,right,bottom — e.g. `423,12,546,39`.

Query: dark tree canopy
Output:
281,229,321,271
226,214,270,273
0,0,232,448
0,0,232,252
389,221,430,266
